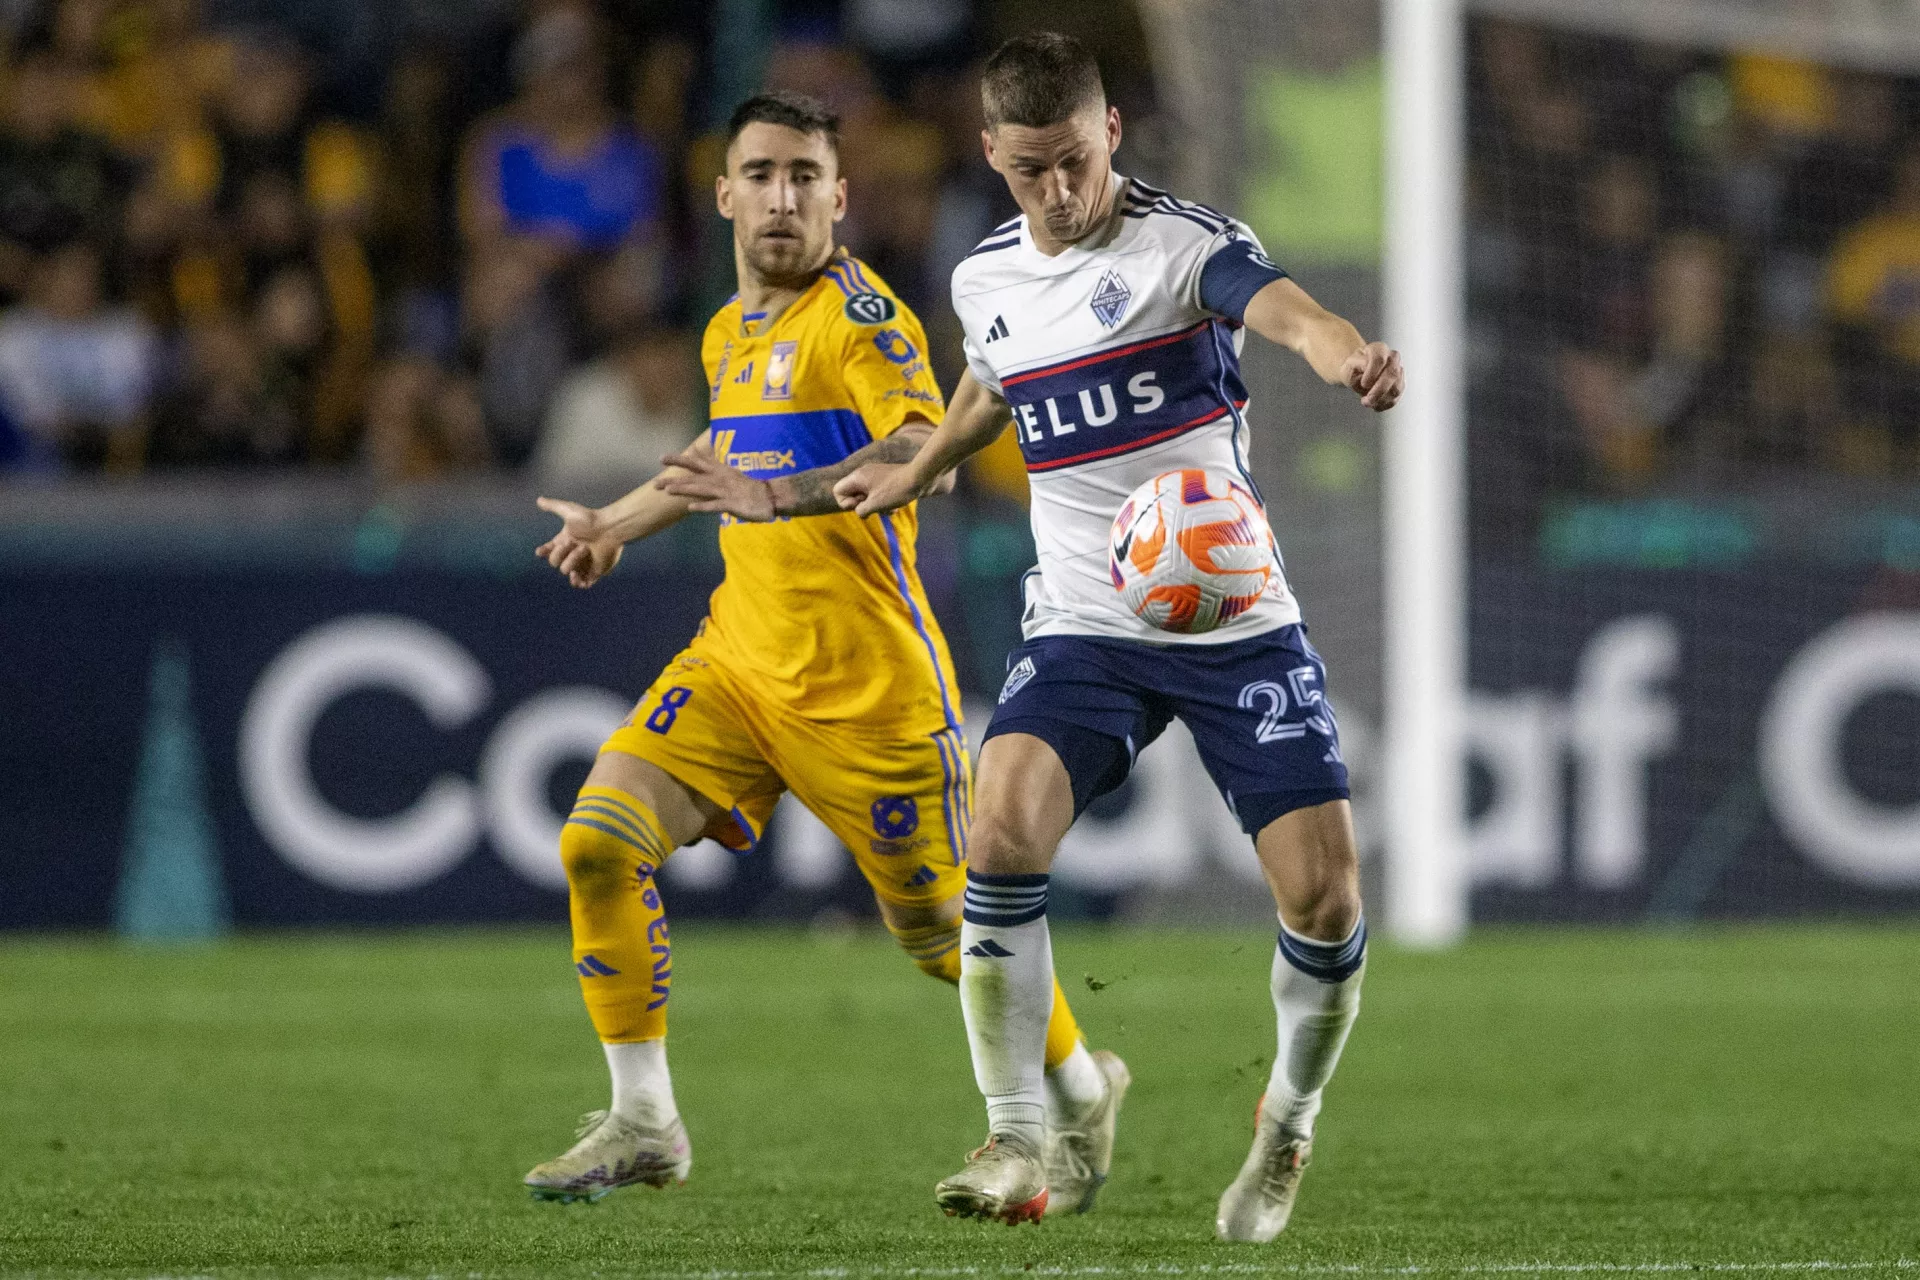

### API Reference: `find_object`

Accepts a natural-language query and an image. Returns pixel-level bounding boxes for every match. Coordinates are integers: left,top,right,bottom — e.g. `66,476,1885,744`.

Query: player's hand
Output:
1342,341,1404,411
836,461,924,517
535,497,623,589
654,448,776,522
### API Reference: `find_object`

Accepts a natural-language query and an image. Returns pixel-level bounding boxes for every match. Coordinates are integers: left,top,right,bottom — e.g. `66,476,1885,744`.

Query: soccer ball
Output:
1108,469,1275,634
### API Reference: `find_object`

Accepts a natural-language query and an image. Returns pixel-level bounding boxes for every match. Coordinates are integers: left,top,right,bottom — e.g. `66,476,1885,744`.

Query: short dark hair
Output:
726,90,840,151
981,31,1106,129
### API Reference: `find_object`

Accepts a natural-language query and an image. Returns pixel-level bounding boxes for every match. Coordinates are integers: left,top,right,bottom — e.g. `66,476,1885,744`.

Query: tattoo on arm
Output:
768,428,930,517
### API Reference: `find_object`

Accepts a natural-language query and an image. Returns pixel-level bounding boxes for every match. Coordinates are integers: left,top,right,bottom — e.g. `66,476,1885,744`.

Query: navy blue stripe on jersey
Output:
1199,237,1289,322
1128,180,1230,229
1002,320,1211,387
823,263,856,296
1122,197,1221,229
1208,319,1264,502
1124,199,1227,235
1123,183,1231,233
1128,179,1228,219
999,320,1250,473
966,234,1021,259
993,214,1022,233
709,408,871,478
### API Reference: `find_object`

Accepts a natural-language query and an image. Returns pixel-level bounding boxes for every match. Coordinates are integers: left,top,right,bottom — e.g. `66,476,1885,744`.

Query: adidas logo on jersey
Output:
984,315,1010,342
575,954,620,977
964,939,1015,958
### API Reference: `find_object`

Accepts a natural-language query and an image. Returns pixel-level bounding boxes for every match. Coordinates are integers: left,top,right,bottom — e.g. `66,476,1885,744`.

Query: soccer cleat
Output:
1043,1050,1131,1215
1215,1106,1312,1242
524,1110,691,1203
934,1133,1049,1223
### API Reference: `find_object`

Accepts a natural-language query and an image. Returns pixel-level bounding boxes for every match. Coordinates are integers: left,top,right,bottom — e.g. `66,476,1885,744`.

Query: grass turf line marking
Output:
36,1262,1917,1279
636,1261,1920,1280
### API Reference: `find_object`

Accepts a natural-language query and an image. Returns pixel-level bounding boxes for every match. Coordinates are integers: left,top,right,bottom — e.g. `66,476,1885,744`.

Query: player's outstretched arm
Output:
532,429,709,588
835,371,1010,517
654,416,954,522
1242,277,1404,412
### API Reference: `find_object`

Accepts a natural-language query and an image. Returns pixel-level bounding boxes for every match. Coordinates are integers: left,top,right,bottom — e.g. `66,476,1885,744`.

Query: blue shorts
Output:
983,624,1349,836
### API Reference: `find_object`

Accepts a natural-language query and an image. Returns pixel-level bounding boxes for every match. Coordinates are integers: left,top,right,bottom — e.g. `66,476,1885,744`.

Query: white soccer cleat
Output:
1043,1050,1131,1215
934,1133,1049,1224
524,1110,691,1203
1215,1107,1312,1242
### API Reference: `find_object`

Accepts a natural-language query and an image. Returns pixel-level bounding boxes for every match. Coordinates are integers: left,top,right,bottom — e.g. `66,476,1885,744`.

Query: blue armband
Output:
1199,237,1288,323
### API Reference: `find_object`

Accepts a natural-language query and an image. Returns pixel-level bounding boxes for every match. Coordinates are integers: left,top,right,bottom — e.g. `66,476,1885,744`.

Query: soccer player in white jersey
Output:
835,32,1404,1238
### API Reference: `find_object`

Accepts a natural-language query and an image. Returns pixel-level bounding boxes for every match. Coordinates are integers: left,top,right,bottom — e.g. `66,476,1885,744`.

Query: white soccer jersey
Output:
953,175,1302,645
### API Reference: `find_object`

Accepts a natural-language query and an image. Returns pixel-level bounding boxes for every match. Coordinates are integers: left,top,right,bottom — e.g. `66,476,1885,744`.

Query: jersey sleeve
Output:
1195,223,1289,323
961,330,1004,396
697,312,729,418
841,298,947,439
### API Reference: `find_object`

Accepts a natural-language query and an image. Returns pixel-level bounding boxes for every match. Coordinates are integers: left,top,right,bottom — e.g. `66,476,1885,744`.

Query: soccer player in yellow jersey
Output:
520,91,1123,1214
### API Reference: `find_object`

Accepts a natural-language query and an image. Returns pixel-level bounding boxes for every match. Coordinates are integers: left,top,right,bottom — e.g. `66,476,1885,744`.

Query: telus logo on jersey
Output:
999,320,1250,472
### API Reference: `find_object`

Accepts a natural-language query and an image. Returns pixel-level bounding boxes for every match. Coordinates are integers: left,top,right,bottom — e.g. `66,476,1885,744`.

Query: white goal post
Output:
1382,0,1470,947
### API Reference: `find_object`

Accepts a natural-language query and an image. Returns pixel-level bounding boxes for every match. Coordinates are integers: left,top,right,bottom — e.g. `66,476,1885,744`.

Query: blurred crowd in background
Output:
0,0,1157,498
1469,17,1920,548
4,0,1915,542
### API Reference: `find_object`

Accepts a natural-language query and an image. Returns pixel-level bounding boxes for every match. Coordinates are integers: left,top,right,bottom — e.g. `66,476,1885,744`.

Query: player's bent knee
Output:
1256,799,1363,941
558,822,646,897
560,793,670,900
965,812,1049,876
1291,879,1362,943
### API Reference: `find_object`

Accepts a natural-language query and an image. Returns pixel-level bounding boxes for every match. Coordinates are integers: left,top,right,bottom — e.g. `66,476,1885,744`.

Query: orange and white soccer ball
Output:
1108,469,1275,634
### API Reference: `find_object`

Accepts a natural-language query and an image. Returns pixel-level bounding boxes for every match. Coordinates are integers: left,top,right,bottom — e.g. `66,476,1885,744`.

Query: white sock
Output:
959,871,1054,1148
605,1038,679,1129
1262,916,1367,1140
1046,1040,1107,1123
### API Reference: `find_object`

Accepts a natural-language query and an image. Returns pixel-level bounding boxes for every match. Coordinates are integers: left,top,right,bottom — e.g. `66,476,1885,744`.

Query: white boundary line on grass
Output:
637,1261,1920,1280
79,1262,1920,1280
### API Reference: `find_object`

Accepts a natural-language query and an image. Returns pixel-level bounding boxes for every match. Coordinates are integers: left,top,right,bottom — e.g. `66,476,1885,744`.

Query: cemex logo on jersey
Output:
1000,320,1249,472
710,428,796,476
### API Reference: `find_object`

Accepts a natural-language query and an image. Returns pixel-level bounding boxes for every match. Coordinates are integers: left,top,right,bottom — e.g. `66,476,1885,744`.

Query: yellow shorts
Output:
602,640,971,908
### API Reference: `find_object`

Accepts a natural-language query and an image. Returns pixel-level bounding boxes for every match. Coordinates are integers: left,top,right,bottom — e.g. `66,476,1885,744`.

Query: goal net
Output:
1139,0,1920,928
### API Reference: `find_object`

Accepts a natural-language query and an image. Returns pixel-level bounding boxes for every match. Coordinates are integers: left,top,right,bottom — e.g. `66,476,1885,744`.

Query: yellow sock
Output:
887,917,1084,1068
562,786,675,1043
1043,974,1083,1070
887,919,962,981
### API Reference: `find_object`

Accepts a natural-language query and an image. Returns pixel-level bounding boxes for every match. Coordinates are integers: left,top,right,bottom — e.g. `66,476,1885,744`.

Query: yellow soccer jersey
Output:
697,252,960,731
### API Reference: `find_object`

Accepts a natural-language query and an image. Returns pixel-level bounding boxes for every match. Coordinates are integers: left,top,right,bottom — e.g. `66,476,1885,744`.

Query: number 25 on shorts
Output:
646,686,693,734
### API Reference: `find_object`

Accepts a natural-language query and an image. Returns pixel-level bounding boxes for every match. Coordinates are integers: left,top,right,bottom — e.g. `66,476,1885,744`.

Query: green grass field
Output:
2,924,1917,1278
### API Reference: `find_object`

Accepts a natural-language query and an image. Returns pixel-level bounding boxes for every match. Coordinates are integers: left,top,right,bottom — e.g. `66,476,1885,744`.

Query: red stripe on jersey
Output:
1024,402,1244,473
1001,321,1213,388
